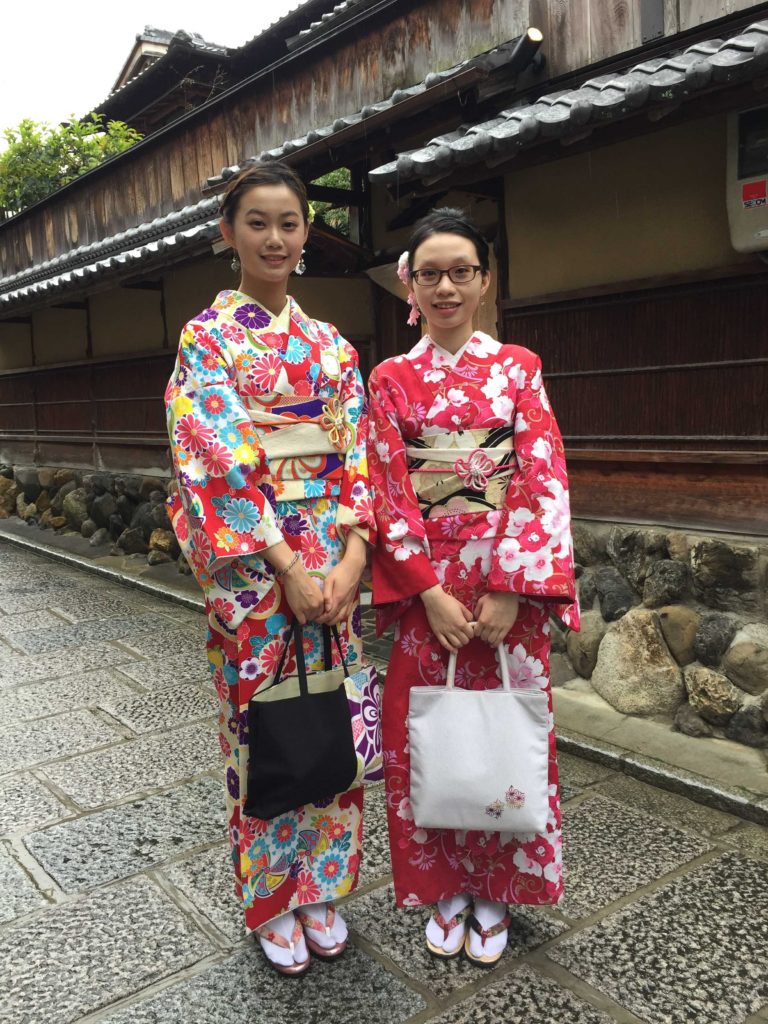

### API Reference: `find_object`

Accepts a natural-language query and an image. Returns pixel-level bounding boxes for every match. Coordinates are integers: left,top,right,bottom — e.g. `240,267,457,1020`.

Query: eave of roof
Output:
287,0,381,50
0,198,218,313
202,36,536,192
369,18,768,186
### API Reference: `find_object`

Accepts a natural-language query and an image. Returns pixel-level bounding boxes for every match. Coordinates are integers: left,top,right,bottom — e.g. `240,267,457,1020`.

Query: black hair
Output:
407,207,490,274
219,161,310,225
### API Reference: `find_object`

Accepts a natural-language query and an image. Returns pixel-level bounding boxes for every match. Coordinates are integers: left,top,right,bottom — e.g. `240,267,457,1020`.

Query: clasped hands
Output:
268,532,367,626
421,585,520,653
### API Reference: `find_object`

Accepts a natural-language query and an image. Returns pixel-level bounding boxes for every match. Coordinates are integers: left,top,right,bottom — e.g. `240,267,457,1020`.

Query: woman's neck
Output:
237,277,288,319
425,322,475,354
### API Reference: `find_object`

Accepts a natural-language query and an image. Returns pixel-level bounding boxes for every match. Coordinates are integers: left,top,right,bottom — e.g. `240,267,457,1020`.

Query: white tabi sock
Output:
468,898,509,960
425,892,471,952
299,901,348,949
257,910,308,967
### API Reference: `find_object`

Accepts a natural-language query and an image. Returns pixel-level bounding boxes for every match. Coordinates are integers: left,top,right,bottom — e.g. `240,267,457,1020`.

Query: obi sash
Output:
244,394,349,502
406,426,515,518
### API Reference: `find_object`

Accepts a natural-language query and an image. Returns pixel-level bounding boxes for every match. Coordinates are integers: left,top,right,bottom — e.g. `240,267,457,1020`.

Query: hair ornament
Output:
396,250,421,326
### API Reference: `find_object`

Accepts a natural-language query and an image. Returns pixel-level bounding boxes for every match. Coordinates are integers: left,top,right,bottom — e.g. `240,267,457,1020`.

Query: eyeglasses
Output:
411,265,483,286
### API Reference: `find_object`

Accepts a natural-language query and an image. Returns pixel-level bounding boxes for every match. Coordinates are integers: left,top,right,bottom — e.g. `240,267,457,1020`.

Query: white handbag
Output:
408,643,550,834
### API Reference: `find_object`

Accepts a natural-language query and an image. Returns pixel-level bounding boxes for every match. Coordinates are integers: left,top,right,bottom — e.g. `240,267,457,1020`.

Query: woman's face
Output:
220,183,309,291
410,231,490,338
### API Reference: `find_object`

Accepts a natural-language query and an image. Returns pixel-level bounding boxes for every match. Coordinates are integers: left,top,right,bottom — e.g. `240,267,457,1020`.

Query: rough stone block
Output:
642,559,691,608
566,610,607,678
690,538,761,613
694,612,738,667
658,605,700,666
683,663,743,726
594,565,637,621
591,608,684,716
723,624,768,696
607,525,668,593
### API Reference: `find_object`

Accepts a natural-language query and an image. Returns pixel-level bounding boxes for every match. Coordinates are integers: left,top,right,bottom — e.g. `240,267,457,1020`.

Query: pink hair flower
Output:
396,250,421,326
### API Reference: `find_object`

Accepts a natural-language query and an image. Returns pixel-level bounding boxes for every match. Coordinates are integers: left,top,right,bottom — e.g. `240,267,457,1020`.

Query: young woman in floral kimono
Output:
165,163,374,975
368,209,579,966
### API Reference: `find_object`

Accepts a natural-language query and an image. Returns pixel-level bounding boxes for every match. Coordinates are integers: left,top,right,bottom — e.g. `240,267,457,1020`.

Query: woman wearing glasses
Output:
367,208,578,965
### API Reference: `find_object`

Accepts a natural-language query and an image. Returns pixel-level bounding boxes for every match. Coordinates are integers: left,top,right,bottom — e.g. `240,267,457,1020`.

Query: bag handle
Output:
270,618,310,696
446,625,510,692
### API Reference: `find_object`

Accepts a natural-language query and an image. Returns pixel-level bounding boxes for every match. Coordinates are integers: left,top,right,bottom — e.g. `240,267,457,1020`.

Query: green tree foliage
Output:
311,167,351,236
0,114,142,218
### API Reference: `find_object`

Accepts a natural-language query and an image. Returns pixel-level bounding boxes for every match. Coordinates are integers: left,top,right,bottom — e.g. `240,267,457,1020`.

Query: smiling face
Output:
410,232,490,349
220,183,309,310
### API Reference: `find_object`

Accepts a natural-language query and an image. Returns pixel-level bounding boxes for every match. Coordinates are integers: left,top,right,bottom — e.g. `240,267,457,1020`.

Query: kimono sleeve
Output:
336,335,376,546
165,319,283,567
367,366,438,605
487,353,578,619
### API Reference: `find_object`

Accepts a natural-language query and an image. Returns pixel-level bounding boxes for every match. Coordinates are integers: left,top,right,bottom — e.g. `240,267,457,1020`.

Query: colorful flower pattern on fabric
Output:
164,290,374,633
368,332,578,910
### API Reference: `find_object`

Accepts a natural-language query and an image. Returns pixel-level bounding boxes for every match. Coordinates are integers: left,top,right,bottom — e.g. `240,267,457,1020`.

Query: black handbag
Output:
244,618,358,820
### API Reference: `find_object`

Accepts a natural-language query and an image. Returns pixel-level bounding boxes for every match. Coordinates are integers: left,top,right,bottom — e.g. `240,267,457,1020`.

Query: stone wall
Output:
551,521,768,751
0,464,189,574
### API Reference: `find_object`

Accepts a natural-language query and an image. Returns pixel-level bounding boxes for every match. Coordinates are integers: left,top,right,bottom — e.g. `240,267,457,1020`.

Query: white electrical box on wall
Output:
727,105,768,252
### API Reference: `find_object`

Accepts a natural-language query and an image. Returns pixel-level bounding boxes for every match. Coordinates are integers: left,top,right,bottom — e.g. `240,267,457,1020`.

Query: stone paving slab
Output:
550,852,768,1024
9,612,179,656
51,594,155,623
100,942,426,1024
359,783,392,887
343,882,568,997
0,773,68,835
0,641,139,689
42,721,221,809
24,778,226,893
117,625,209,659
592,773,741,837
162,843,241,944
100,679,217,734
560,794,711,919
0,876,214,1024
428,964,616,1024
2,668,140,724
0,609,70,639
116,650,211,691
0,709,120,776
0,846,48,924
558,751,617,802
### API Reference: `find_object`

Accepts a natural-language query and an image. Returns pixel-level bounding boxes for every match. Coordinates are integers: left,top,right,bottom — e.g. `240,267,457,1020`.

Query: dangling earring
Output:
231,253,241,273
295,249,306,276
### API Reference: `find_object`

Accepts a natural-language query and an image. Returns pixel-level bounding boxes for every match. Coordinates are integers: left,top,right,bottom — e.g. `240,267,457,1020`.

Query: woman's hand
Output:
420,585,475,653
474,592,520,646
283,565,325,625
318,531,367,624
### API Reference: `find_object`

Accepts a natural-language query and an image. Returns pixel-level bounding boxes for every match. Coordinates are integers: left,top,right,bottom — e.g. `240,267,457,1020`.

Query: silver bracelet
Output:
274,551,300,578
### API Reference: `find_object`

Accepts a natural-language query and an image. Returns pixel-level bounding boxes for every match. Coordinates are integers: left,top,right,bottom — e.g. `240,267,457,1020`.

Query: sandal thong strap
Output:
468,912,512,947
297,902,336,937
432,905,470,942
257,917,304,953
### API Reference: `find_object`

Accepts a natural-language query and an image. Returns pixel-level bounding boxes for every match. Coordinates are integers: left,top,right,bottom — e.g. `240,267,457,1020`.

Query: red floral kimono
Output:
368,332,579,909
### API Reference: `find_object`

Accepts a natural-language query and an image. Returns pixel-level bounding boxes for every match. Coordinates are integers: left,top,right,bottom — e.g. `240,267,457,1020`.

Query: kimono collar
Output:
211,290,307,334
410,331,499,366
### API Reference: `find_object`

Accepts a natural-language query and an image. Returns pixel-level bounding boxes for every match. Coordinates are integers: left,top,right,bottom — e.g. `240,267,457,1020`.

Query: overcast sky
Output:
0,0,301,136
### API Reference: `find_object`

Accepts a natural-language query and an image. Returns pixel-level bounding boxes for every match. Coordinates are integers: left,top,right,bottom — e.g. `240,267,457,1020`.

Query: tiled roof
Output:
287,0,379,50
0,199,219,312
203,38,533,192
369,19,768,186
95,30,229,113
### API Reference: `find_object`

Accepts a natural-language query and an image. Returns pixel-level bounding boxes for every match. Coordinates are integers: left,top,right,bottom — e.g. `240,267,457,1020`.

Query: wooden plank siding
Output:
502,273,768,533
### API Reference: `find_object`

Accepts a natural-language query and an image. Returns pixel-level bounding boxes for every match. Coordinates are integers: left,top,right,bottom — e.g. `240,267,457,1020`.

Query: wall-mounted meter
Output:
727,105,768,252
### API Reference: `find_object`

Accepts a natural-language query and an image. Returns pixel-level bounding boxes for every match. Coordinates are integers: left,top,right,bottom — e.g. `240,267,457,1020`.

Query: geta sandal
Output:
425,904,471,959
463,911,512,967
296,903,348,960
255,916,310,976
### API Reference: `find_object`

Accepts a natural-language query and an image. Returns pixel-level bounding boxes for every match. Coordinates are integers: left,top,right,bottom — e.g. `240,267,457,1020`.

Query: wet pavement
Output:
1,537,767,1024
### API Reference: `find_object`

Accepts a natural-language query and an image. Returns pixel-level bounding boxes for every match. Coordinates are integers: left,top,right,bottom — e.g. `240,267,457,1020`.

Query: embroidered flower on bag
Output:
485,799,505,820
506,786,525,809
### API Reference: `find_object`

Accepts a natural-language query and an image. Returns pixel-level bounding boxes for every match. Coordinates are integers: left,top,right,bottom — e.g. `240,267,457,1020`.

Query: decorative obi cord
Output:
245,393,350,503
406,427,515,518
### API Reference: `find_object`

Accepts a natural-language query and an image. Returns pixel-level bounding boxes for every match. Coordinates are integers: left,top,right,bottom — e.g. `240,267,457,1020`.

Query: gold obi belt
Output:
406,427,515,518
244,394,348,502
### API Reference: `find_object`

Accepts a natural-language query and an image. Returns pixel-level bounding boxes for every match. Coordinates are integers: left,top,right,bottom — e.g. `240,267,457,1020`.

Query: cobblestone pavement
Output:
1,538,768,1024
